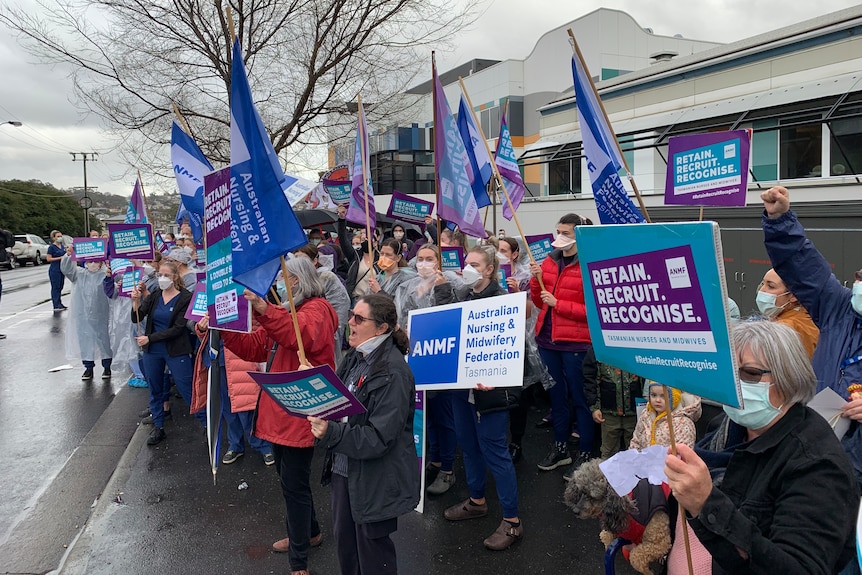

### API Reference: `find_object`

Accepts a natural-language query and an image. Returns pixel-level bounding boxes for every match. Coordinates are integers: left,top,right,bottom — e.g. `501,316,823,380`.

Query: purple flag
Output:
433,65,486,238
124,178,148,224
494,107,526,220
346,100,375,231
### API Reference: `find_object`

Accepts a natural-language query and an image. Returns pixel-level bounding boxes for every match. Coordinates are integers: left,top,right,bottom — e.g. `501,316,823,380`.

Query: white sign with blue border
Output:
407,291,526,390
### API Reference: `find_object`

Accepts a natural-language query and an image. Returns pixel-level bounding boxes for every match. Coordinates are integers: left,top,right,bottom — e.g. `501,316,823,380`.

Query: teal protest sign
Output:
576,222,740,407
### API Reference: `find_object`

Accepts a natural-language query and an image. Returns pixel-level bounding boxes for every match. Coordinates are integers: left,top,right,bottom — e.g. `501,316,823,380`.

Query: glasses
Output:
348,310,376,325
739,365,772,382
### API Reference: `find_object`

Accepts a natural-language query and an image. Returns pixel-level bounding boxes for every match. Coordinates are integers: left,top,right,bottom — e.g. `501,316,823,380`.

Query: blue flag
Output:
175,201,203,243
171,121,211,219
229,37,307,296
433,65,486,239
571,54,646,224
456,96,492,208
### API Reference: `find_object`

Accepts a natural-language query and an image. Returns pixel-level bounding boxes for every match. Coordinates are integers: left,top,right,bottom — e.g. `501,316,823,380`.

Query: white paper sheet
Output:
808,387,851,440
599,444,668,498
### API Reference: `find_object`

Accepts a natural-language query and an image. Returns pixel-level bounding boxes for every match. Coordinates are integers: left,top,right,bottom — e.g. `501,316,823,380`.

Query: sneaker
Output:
138,407,152,418
272,533,323,553
101,368,112,380
508,443,522,463
81,368,94,380
535,417,552,429
263,453,275,466
425,462,441,487
483,520,523,551
426,471,456,495
444,499,488,521
147,427,166,446
563,453,593,482
222,450,244,465
537,443,572,471
141,411,171,425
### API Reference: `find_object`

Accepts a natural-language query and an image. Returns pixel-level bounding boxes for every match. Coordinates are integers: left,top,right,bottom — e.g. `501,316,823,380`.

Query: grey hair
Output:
284,256,325,301
732,320,816,405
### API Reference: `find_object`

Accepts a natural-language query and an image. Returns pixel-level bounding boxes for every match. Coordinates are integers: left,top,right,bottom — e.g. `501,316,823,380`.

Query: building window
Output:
779,115,822,179
547,144,582,195
829,112,862,176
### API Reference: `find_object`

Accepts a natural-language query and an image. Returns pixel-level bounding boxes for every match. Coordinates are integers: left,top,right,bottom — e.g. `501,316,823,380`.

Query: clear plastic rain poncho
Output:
102,268,147,368
394,269,464,327
60,256,116,363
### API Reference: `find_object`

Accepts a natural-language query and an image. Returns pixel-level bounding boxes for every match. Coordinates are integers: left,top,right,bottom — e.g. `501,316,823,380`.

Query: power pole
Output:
70,152,98,233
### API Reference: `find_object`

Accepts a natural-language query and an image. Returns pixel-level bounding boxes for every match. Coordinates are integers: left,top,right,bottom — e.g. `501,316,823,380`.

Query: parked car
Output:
1,247,18,270
12,234,50,266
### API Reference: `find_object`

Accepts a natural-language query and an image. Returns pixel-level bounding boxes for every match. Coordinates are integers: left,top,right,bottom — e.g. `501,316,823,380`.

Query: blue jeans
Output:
538,347,593,452
141,345,204,428
427,391,456,473
49,268,64,309
452,391,518,518
219,363,271,454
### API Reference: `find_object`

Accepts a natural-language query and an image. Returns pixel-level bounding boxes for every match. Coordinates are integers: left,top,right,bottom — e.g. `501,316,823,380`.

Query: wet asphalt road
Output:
0,264,641,575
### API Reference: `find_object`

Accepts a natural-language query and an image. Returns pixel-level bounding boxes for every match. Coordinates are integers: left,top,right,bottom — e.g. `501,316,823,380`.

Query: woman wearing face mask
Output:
389,223,414,257
216,260,338,575
368,238,416,297
308,294,419,575
756,268,818,359
131,261,204,445
664,320,857,575
336,206,378,303
166,247,198,289
529,213,595,476
46,230,67,311
443,246,524,551
60,252,113,380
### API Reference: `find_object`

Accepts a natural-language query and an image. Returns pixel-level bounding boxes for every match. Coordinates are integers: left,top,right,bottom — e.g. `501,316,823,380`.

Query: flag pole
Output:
458,79,545,291
279,256,309,366
357,94,374,276
432,53,443,264
567,29,652,223
663,384,695,575
136,170,151,223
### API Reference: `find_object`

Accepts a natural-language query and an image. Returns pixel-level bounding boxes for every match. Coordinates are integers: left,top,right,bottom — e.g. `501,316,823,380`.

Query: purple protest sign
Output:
414,390,425,513
118,267,143,298
251,365,366,420
525,234,554,263
184,281,208,322
71,237,108,262
586,245,715,351
386,190,434,226
440,246,465,272
664,130,750,207
108,223,154,260
109,258,133,279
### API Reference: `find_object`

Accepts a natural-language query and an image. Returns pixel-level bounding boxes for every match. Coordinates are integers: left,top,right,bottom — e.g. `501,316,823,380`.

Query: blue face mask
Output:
852,283,862,316
723,380,783,430
276,280,287,301
755,290,788,318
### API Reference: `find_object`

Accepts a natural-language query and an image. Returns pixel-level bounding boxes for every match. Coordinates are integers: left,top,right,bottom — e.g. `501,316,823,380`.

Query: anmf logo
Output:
665,256,692,289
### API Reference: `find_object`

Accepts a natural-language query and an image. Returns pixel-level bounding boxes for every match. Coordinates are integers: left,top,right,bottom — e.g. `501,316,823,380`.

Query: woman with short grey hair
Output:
663,320,857,575
281,256,325,304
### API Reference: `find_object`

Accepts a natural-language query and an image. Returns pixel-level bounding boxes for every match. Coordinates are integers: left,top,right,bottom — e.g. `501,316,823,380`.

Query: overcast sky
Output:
1,0,860,198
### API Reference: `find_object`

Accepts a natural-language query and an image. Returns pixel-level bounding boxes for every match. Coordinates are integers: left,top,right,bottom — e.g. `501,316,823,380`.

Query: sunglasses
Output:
739,365,772,382
348,310,376,325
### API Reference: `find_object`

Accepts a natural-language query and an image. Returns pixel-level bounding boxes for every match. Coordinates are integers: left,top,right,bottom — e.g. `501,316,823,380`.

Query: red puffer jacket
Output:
529,250,591,344
191,334,262,414
221,298,338,448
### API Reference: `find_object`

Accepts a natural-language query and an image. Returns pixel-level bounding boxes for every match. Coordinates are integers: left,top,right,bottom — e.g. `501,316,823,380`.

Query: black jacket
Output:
682,404,857,575
319,337,420,524
462,280,520,414
132,288,194,356
582,346,643,416
337,217,378,298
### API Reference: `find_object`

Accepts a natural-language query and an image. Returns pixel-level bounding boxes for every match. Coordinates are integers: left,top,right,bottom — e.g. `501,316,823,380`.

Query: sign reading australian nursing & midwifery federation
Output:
664,130,750,207
576,222,741,408
204,166,251,333
407,291,526,390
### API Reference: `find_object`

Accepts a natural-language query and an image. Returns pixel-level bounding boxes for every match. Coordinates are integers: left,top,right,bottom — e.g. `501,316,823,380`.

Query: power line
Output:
0,184,71,198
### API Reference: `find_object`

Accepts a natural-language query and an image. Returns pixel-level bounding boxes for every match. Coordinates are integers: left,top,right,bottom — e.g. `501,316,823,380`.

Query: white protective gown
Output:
61,256,114,363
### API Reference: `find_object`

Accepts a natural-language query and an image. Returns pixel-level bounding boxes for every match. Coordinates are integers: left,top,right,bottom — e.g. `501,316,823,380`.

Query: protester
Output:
629,382,700,451
59,250,113,380
0,226,13,340
308,294,418,575
529,213,594,474
761,185,862,491
294,245,350,365
756,267,819,358
444,246,523,551
131,261,201,445
102,260,147,388
166,247,197,288
389,222,414,257
393,245,459,495
582,346,644,460
368,237,416,297
664,320,858,575
46,230,67,311
337,207,378,302
89,230,100,238
220,267,338,575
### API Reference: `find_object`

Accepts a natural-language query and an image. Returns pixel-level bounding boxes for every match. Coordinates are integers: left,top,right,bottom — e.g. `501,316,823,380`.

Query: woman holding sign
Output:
529,213,595,476
443,246,524,551
60,251,113,380
368,238,416,298
218,258,338,575
664,321,857,575
308,293,419,575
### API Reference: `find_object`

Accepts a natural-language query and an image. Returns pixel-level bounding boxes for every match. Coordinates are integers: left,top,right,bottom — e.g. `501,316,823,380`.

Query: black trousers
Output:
272,444,318,571
331,473,398,575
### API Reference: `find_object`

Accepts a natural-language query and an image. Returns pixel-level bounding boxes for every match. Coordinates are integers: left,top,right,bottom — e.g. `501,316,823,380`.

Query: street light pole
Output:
70,152,98,233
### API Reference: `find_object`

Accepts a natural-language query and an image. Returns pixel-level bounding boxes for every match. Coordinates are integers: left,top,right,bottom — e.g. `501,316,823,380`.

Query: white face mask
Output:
85,262,102,273
461,265,483,286
756,290,788,318
157,276,173,291
496,252,510,265
416,261,436,279
142,264,155,276
393,231,404,240
723,380,783,430
852,283,862,316
551,234,576,250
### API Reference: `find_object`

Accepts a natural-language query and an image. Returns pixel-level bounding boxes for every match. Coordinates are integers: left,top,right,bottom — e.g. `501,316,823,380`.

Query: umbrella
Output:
295,209,339,230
